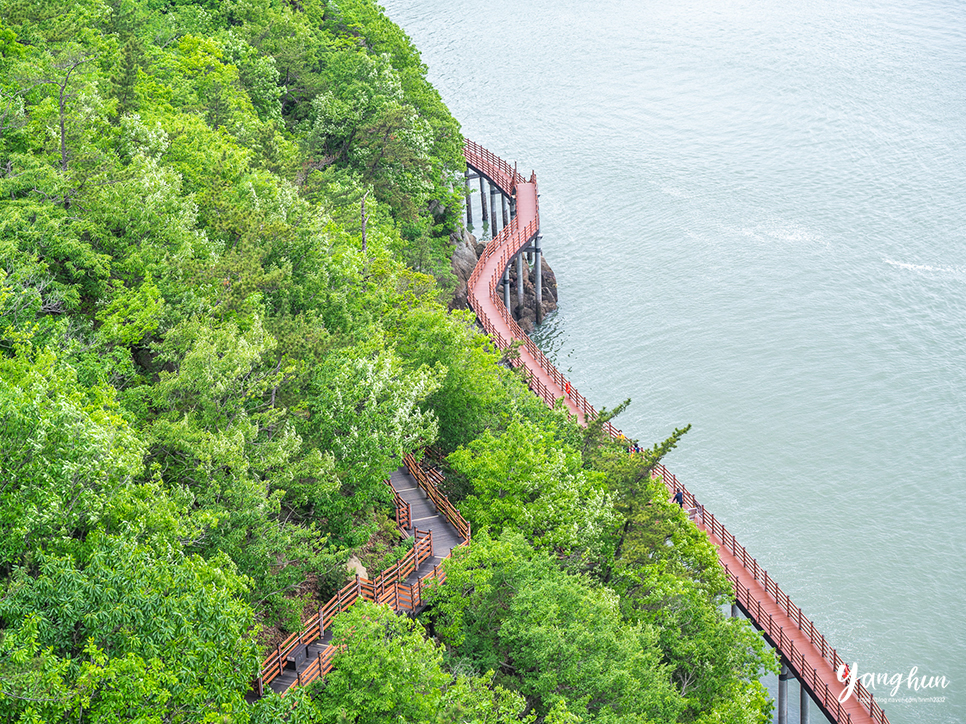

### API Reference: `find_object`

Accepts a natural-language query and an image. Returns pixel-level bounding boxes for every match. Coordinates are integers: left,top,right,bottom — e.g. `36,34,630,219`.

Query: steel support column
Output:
479,175,489,231
503,265,510,311
778,661,791,724
516,253,525,311
491,183,501,235
464,169,473,226
731,603,738,618
800,682,810,724
502,193,509,227
534,241,542,324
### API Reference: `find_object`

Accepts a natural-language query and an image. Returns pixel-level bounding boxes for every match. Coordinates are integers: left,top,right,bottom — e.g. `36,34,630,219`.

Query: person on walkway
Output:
672,490,684,507
564,381,571,397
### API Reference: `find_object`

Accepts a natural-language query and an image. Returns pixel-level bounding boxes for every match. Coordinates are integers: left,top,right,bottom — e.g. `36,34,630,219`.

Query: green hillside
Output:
0,1,775,721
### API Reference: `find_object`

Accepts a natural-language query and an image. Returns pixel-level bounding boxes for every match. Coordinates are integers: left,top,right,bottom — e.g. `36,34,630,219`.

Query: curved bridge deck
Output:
464,138,890,724
251,139,890,724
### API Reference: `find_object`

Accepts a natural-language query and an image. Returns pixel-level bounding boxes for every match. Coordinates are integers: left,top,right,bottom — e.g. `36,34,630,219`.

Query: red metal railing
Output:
465,139,623,438
464,138,888,724
653,465,888,724
464,138,524,194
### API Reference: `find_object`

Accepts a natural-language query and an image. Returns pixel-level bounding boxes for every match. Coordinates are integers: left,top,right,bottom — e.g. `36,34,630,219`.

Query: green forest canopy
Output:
0,0,776,721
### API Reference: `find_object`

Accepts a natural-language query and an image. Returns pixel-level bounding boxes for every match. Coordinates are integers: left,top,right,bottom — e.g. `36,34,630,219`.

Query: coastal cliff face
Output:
449,228,558,332
449,227,480,310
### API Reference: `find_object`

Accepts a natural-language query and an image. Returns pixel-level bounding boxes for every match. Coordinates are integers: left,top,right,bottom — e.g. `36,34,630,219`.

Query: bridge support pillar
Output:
777,661,792,724
731,603,738,618
800,681,810,724
503,265,511,311
516,253,525,312
491,183,501,235
464,169,473,227
479,175,489,232
502,193,509,228
534,241,542,323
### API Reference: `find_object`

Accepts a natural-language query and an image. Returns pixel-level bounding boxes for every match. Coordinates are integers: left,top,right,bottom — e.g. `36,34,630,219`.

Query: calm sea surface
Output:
383,1,966,720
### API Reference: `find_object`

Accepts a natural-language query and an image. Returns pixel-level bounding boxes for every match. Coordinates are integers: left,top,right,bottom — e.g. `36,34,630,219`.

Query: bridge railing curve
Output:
463,138,889,724
465,139,623,438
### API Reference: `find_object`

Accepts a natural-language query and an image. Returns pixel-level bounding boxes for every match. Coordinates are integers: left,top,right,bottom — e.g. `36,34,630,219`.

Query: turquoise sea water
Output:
383,1,966,721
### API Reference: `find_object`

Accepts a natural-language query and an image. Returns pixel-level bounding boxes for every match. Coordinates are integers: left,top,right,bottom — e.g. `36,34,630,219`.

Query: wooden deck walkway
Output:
389,467,463,587
252,139,891,724
464,138,890,724
254,460,468,697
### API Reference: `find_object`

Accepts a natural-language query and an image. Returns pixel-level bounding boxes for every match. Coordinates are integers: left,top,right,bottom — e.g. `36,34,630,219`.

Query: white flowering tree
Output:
299,344,442,545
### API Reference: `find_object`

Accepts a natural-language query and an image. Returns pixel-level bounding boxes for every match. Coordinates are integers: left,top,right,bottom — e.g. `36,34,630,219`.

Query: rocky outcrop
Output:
449,226,483,311
346,555,368,579
449,227,558,333
496,254,558,333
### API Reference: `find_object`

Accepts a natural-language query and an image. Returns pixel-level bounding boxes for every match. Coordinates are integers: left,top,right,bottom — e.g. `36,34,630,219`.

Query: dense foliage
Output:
0,0,775,721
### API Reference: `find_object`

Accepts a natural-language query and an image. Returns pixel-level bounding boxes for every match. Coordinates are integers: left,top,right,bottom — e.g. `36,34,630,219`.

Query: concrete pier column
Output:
800,682,810,724
778,661,791,724
491,183,501,235
464,169,473,227
516,253,525,310
509,192,517,220
479,175,489,231
731,603,738,618
503,265,510,311
534,242,542,324
502,193,509,227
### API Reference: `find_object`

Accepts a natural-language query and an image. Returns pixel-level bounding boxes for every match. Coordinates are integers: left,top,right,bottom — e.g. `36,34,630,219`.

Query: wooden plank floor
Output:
268,466,462,694
389,466,463,584
267,633,332,694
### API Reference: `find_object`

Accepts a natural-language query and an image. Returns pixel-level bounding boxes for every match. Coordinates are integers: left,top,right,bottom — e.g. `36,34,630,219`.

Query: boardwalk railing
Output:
387,478,413,531
256,529,434,694
465,139,523,194
653,464,889,724
404,452,471,543
464,139,889,724
253,461,470,697
465,139,624,438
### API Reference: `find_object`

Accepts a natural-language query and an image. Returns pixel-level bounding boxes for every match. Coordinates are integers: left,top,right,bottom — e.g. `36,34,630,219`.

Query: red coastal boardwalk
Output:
464,141,621,432
464,139,891,724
